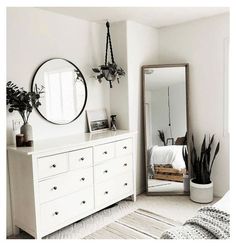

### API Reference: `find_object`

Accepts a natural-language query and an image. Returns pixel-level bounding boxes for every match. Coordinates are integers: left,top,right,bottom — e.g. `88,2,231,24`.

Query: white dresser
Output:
8,130,136,239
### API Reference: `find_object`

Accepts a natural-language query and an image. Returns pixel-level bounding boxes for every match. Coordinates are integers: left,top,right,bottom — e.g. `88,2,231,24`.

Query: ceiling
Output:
40,7,228,28
145,67,185,90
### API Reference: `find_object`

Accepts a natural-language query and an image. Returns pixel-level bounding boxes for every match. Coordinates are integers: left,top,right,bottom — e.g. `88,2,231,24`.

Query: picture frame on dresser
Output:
86,109,109,133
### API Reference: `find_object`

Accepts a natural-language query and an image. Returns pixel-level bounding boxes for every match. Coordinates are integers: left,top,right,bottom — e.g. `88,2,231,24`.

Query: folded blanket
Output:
161,207,230,239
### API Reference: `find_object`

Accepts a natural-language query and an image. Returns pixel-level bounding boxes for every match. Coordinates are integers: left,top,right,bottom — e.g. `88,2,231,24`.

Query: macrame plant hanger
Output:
105,21,115,88
92,21,125,88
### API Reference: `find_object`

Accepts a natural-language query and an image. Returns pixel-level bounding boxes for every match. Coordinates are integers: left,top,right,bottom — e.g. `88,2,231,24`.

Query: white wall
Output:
126,21,159,193
144,91,153,148
109,22,129,130
149,83,186,146
6,7,110,236
158,14,229,196
169,83,187,141
7,7,110,144
150,88,169,145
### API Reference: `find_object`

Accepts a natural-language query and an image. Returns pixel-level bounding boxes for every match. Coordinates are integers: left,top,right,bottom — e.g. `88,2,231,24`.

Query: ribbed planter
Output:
20,122,33,143
190,179,213,203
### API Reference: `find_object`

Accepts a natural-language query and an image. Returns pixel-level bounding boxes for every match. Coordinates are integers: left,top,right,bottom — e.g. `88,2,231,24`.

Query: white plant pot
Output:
190,179,213,204
183,174,190,193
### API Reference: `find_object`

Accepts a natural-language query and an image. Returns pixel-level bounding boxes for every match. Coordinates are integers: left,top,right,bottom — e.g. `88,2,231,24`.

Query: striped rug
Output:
84,209,182,239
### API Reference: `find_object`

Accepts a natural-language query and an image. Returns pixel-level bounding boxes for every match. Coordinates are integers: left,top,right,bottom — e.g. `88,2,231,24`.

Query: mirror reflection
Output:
32,58,87,124
144,65,188,194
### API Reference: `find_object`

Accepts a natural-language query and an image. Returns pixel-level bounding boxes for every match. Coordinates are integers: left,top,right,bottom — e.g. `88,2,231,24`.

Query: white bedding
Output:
149,145,186,170
213,191,230,214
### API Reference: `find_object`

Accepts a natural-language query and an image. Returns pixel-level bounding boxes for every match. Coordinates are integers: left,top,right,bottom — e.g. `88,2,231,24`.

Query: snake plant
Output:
182,146,189,174
191,135,220,184
158,130,166,146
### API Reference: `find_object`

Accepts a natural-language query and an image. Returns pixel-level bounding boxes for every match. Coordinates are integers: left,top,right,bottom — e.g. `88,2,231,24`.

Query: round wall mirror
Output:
31,58,87,125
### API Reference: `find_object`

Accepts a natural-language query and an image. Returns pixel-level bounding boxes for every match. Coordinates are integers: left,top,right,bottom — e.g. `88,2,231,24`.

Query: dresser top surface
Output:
7,130,136,155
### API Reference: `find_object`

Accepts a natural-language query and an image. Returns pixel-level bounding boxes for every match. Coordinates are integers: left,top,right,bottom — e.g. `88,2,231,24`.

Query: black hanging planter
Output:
92,21,125,88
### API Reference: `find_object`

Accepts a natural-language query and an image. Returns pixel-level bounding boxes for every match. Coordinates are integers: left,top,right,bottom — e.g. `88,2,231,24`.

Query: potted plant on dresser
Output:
6,81,44,146
190,135,220,203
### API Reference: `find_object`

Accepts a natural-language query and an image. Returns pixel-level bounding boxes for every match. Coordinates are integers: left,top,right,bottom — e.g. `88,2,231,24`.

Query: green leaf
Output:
92,68,100,73
209,142,220,175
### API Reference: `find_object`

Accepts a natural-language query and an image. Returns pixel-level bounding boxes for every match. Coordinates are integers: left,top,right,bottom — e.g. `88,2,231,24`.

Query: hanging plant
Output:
92,21,125,88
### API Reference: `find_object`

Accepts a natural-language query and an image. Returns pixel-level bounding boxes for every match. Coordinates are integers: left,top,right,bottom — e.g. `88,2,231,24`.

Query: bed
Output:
149,145,186,182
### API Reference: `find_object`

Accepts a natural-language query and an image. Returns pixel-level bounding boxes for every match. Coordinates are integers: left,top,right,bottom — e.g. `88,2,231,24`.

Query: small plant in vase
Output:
6,81,44,146
158,130,166,146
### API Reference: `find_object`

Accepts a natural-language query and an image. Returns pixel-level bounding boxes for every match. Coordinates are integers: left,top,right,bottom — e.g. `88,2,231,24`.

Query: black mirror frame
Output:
31,58,88,125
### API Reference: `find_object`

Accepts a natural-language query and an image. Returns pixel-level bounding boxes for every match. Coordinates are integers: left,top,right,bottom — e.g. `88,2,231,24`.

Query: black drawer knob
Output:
104,170,108,173
80,157,84,161
105,191,109,195
103,151,108,155
54,211,59,215
124,163,128,167
53,186,57,190
81,177,85,181
123,146,127,149
51,164,56,168
82,201,86,204
124,183,128,186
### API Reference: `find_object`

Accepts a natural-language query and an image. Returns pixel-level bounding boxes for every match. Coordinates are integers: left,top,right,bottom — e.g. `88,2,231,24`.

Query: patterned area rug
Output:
84,209,182,239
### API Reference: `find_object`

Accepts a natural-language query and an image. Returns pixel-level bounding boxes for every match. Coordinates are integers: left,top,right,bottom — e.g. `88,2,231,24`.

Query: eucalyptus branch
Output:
26,111,31,123
6,81,44,123
19,111,26,124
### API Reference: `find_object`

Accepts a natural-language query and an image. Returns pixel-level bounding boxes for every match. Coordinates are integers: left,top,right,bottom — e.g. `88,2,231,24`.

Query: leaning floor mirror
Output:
142,64,189,195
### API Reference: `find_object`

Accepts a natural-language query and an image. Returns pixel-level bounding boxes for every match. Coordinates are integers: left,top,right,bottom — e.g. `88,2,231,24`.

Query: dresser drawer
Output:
115,138,132,156
94,143,115,164
40,187,94,234
94,179,115,207
94,155,133,183
94,160,116,183
39,167,93,203
69,148,92,170
37,153,68,179
95,172,133,208
116,155,133,173
117,173,133,195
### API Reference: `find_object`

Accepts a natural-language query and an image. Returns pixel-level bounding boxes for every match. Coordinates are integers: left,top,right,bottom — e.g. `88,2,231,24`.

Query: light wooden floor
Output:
8,193,219,239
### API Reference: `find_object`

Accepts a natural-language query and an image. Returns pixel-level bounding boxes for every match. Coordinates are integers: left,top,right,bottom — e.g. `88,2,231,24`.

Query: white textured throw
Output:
161,207,230,239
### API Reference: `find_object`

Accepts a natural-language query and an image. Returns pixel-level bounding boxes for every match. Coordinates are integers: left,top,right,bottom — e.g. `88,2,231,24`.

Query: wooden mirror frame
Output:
142,63,190,196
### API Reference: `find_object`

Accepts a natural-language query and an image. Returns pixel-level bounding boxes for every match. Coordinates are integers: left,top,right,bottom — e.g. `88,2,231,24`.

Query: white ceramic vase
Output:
190,179,213,203
20,122,33,143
